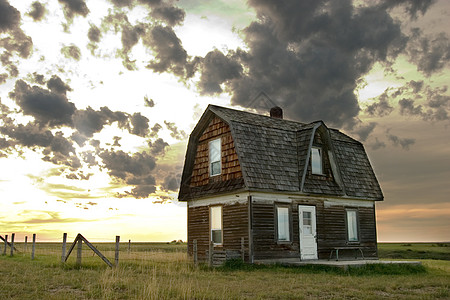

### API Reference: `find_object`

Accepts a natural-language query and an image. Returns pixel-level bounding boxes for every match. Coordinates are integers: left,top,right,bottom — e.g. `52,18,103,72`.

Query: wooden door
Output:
299,205,318,260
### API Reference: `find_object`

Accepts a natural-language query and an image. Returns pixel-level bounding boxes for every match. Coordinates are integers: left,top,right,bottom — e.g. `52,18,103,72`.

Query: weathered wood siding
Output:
251,197,378,260
187,200,249,262
190,117,242,187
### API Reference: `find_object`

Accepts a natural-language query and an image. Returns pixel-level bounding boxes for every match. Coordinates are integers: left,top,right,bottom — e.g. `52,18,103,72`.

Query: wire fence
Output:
1,232,188,268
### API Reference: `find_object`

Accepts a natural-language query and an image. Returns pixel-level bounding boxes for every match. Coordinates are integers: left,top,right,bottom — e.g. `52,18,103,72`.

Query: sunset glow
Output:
0,0,449,243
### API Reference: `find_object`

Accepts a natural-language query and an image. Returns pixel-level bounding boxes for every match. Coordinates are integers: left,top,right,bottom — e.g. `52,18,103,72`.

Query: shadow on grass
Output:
210,258,427,276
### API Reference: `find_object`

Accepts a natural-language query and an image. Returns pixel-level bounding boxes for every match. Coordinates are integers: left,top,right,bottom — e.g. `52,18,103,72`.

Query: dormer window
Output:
311,147,323,175
209,138,221,176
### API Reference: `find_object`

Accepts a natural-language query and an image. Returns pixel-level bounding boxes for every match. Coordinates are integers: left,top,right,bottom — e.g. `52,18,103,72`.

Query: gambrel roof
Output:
179,105,383,201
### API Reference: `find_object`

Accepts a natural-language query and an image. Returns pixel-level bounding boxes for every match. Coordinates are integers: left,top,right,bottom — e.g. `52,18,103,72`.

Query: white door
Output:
299,205,318,260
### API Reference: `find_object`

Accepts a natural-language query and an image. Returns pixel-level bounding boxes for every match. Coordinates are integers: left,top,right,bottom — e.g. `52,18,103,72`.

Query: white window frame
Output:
276,206,290,242
311,146,323,175
210,205,223,245
346,209,359,243
209,138,221,176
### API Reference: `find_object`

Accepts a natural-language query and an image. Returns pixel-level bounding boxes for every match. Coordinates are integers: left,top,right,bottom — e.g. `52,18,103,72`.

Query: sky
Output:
0,0,448,243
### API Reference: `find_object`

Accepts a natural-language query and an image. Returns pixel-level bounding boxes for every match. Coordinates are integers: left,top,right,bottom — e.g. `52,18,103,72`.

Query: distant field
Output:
0,242,449,299
378,242,450,260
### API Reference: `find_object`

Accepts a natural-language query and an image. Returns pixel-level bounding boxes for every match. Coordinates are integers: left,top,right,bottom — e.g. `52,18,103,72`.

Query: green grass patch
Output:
216,258,427,276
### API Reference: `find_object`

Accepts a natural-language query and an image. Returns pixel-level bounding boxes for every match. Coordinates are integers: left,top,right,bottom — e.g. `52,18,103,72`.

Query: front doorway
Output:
299,205,318,260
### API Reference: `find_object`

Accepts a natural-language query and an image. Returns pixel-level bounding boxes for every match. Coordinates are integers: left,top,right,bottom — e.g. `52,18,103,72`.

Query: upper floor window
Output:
209,138,221,176
311,147,323,175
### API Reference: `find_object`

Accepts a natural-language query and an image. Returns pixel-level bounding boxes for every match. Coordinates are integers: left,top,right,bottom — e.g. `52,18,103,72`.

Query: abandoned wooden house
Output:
178,105,383,263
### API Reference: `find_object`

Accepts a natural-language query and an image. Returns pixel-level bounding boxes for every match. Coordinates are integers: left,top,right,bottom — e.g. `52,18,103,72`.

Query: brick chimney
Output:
270,106,283,119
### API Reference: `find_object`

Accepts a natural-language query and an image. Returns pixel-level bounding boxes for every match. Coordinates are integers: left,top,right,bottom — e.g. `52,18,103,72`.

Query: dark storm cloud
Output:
100,6,194,76
407,29,450,76
197,49,242,95
100,11,145,70
88,24,101,43
27,1,47,22
160,173,179,192
61,44,81,61
143,25,188,77
352,122,377,142
370,138,386,151
72,106,130,140
0,122,51,148
87,24,101,55
398,98,423,116
387,133,415,150
58,0,89,20
47,75,73,95
148,138,169,156
149,123,162,138
9,80,76,127
379,0,437,20
0,0,20,33
138,0,162,7
27,72,46,85
0,73,7,84
109,0,133,8
396,83,449,121
190,0,413,128
0,28,33,59
129,112,150,137
150,3,186,26
164,121,186,140
0,52,18,78
408,80,424,93
144,96,155,107
365,90,395,117
0,1,33,72
73,107,110,138
99,149,157,198
0,118,79,169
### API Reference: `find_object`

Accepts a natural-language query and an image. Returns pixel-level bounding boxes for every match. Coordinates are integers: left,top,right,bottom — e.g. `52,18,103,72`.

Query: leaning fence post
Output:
24,236,28,252
128,239,131,254
76,238,82,267
2,234,7,255
209,241,213,267
241,237,245,261
193,239,198,266
115,236,120,267
10,233,15,256
61,233,67,263
31,234,36,260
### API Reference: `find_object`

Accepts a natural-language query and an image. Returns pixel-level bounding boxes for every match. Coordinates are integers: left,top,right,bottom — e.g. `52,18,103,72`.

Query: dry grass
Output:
0,243,449,299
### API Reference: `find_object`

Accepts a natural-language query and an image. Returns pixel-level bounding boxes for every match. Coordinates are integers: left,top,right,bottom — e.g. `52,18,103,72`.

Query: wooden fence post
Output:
115,236,120,267
193,239,198,266
241,237,245,261
208,241,213,267
2,234,7,255
24,236,28,252
10,233,15,256
76,238,82,267
31,234,36,260
128,239,131,254
61,233,67,263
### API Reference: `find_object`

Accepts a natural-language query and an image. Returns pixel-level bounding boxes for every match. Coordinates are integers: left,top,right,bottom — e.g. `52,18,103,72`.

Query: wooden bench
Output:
329,247,364,261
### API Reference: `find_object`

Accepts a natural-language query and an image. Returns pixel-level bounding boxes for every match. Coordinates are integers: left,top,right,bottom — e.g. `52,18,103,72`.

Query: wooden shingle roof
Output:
179,105,383,201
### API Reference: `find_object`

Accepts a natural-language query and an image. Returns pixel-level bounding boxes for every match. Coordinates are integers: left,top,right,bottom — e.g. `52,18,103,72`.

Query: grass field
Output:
0,242,449,299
